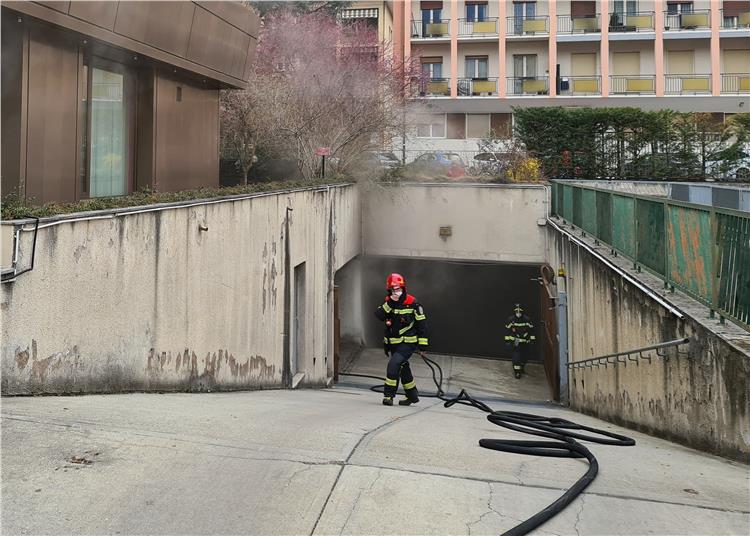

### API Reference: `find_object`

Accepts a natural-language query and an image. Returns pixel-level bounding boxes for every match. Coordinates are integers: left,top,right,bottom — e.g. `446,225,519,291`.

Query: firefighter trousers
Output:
512,344,529,373
383,344,419,400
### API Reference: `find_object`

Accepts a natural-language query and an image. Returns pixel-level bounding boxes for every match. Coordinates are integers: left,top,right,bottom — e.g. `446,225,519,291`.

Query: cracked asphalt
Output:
2,350,748,535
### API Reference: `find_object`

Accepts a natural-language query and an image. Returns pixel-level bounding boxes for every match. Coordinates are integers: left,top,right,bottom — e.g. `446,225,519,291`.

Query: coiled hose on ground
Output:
340,353,635,536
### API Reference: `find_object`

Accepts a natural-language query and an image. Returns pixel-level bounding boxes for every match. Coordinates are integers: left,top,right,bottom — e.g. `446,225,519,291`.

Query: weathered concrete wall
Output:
1,185,360,395
363,184,548,264
551,227,750,462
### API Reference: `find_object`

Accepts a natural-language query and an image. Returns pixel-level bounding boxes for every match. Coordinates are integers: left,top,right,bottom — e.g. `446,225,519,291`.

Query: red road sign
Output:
315,147,331,156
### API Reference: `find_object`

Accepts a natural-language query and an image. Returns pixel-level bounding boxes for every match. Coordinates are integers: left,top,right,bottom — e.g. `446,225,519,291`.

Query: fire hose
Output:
340,352,635,536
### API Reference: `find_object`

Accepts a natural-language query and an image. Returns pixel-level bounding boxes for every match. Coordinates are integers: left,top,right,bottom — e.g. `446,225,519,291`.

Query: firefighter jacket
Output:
375,293,429,352
505,314,536,344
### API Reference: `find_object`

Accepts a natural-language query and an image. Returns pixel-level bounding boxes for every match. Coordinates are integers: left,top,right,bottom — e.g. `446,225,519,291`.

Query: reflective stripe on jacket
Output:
375,293,429,349
505,314,535,343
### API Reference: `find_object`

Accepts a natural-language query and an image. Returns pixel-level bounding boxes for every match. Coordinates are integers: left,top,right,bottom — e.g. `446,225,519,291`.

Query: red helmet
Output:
386,273,406,290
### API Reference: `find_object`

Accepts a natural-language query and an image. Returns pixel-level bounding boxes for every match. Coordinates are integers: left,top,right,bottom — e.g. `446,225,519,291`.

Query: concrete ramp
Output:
339,347,552,403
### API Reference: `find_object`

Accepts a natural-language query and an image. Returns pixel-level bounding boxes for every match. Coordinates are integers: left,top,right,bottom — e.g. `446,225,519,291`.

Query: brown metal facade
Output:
1,1,257,204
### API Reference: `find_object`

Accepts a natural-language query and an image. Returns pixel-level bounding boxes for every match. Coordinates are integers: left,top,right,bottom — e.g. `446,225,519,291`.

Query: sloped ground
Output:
2,350,747,535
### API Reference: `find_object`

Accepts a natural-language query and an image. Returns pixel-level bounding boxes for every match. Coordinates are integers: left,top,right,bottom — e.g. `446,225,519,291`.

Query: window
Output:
613,0,638,15
667,2,693,14
417,114,446,138
421,7,442,36
89,66,127,197
466,2,488,21
513,2,536,34
466,114,490,138
513,54,537,77
514,1,536,18
465,56,489,79
422,61,443,79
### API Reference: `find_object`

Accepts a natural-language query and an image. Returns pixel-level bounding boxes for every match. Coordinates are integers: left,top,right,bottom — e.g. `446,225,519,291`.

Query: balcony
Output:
721,74,750,93
559,76,601,95
458,18,499,38
557,14,601,34
607,11,655,32
418,78,451,97
411,20,450,39
507,76,549,95
665,75,712,94
610,75,656,94
664,10,711,30
457,78,498,96
721,10,750,29
506,16,549,37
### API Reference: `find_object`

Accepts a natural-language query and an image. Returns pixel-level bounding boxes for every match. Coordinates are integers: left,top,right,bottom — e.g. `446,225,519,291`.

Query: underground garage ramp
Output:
360,257,544,361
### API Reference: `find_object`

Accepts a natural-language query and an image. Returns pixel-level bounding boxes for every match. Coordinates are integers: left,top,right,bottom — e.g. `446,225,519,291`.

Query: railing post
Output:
633,193,639,271
663,199,670,288
710,206,720,318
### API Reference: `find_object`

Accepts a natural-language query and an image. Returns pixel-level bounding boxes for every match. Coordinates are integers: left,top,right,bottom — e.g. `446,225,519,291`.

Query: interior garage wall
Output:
334,257,364,347
361,257,543,360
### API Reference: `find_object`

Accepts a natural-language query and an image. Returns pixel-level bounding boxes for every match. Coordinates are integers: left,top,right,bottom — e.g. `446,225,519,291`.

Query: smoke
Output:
358,257,543,361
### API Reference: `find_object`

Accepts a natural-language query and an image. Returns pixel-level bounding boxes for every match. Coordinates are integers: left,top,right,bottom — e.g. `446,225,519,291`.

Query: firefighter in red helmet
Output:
375,273,429,406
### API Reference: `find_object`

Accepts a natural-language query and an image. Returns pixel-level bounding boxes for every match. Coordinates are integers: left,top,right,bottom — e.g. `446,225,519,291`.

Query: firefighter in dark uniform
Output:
375,273,429,406
505,303,535,379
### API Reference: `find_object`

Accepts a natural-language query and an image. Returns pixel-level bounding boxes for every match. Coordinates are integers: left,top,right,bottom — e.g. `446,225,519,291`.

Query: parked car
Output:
405,152,466,178
468,152,509,176
706,150,750,182
367,151,401,170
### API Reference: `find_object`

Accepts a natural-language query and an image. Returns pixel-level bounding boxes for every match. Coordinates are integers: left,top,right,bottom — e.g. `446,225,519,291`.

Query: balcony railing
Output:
557,14,601,34
411,19,450,38
507,76,549,95
418,78,451,96
506,16,549,36
607,11,655,32
457,78,498,96
610,75,656,94
559,76,601,95
721,10,750,29
458,18,499,37
665,74,712,94
721,73,750,93
664,10,711,30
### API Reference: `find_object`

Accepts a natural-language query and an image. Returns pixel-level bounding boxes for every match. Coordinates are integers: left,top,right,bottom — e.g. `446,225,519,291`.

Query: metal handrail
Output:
458,17,499,36
567,338,690,370
664,9,711,30
557,14,600,34
411,19,451,38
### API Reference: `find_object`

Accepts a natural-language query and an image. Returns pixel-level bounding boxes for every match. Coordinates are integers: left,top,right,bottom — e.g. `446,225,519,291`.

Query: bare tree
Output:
221,11,422,181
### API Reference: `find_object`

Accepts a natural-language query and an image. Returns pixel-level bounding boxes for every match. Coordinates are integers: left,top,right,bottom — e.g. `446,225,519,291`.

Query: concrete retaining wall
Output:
363,183,548,264
1,185,360,395
551,228,750,462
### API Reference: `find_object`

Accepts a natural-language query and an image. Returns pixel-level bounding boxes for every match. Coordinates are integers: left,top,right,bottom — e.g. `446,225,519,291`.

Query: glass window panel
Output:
478,58,488,78
89,67,126,197
431,115,445,137
467,114,490,138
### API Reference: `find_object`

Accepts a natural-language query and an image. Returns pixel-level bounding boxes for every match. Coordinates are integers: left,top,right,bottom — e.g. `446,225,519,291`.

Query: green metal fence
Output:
550,181,750,330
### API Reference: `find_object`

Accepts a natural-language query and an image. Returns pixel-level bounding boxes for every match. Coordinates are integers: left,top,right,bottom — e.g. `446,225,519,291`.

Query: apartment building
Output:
384,0,750,155
340,1,395,42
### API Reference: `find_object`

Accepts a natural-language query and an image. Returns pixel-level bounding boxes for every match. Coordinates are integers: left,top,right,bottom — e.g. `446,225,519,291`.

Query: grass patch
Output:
1,179,348,221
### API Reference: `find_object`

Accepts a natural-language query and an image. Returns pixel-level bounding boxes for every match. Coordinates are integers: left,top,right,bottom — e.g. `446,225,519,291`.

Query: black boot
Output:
399,388,419,406
382,397,394,406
